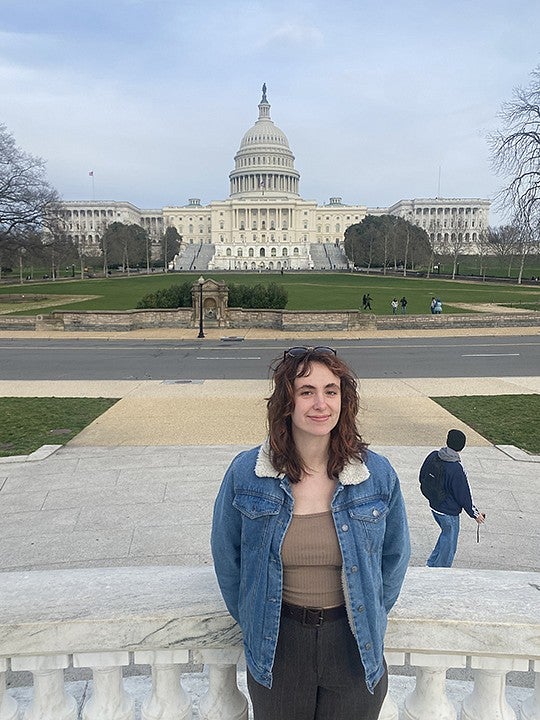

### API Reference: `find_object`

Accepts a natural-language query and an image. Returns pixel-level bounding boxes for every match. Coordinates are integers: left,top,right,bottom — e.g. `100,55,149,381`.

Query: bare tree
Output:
0,124,60,247
487,225,520,277
440,220,467,279
514,223,536,284
426,219,441,279
490,66,540,236
475,229,492,278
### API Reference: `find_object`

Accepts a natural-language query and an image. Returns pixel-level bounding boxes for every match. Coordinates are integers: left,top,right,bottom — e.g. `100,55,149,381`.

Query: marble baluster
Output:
403,653,465,720
11,655,76,720
521,660,539,720
462,656,529,720
194,649,248,720
379,652,405,720
134,650,192,720
73,651,133,720
0,659,18,720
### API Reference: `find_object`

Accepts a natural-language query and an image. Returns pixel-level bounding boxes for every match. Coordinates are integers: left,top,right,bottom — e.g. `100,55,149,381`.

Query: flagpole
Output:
89,171,95,200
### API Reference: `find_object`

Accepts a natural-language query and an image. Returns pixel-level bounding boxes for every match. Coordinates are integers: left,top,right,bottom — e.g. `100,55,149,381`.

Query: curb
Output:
1,443,538,464
495,445,540,463
0,444,62,465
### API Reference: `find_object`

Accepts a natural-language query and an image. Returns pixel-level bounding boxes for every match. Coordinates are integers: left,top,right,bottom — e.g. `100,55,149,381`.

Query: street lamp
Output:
197,276,205,338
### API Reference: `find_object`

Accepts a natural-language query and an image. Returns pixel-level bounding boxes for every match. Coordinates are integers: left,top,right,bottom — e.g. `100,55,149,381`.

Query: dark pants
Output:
247,614,387,720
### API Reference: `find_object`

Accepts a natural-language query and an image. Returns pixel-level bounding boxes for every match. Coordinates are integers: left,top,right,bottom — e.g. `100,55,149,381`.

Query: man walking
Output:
419,429,485,567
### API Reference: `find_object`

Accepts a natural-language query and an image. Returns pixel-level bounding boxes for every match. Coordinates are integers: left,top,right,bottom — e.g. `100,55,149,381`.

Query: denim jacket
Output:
211,442,410,692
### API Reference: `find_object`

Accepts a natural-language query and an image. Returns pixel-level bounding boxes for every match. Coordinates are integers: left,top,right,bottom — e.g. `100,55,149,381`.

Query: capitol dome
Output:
229,85,300,198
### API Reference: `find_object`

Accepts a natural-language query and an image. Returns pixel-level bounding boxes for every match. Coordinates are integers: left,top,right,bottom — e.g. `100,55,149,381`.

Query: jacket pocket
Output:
233,492,282,567
233,492,282,519
348,498,388,553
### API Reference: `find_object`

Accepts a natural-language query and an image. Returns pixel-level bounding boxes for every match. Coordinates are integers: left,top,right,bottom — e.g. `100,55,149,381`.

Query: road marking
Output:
461,353,520,357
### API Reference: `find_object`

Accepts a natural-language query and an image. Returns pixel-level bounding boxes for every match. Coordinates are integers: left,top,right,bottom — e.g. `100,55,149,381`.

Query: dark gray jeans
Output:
247,614,388,720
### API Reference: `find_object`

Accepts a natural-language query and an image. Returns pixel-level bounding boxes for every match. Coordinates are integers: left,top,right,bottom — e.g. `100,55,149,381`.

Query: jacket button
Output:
341,524,349,531
351,565,358,573
365,642,372,650
357,605,365,613
372,509,379,517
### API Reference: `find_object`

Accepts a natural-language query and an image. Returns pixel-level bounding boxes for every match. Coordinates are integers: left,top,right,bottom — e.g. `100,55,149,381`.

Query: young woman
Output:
211,347,410,720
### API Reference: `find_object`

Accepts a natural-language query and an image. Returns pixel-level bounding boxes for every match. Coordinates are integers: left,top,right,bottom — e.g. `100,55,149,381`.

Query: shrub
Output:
136,281,288,309
136,282,192,308
227,282,287,309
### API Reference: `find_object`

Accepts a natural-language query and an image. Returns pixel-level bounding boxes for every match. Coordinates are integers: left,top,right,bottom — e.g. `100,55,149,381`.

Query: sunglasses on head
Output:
283,346,337,360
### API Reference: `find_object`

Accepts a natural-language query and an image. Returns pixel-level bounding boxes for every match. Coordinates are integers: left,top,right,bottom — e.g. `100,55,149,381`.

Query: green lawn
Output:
1,271,539,315
431,395,540,454
0,397,119,457
1,394,538,457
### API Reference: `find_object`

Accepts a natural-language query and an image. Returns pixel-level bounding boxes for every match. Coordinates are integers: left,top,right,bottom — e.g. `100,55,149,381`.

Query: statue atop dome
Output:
261,83,268,103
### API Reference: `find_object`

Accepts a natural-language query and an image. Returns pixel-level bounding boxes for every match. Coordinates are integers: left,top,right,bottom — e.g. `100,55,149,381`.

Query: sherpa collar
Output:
254,440,370,485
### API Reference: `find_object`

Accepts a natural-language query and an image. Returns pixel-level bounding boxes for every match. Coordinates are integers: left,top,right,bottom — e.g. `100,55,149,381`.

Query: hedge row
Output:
136,282,288,310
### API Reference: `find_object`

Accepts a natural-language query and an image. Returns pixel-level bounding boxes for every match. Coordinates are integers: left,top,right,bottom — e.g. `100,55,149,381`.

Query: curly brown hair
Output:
267,349,367,483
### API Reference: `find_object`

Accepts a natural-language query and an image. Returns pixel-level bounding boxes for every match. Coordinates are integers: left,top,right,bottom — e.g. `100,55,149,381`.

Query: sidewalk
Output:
0,376,538,574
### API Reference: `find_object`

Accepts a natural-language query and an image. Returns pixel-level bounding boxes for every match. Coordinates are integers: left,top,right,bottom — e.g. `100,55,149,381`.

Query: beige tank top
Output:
281,511,344,608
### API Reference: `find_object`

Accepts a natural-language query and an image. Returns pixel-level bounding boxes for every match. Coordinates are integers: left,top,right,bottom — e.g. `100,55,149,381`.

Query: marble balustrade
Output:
0,566,538,720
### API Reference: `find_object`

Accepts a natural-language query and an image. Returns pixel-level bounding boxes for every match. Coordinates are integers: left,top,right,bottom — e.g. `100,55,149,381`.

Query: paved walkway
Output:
0,370,538,575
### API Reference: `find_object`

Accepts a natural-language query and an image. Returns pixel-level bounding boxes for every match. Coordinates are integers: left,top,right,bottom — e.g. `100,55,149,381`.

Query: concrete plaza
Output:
0,372,538,575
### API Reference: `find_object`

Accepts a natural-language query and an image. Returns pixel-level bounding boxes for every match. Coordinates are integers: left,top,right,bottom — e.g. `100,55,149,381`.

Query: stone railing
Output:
0,566,538,720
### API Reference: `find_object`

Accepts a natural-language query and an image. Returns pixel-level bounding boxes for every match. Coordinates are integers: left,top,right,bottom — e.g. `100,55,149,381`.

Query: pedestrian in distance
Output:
430,297,436,314
212,346,410,720
364,293,373,310
419,429,485,568
433,298,442,314
400,296,407,314
362,293,368,310
391,297,398,315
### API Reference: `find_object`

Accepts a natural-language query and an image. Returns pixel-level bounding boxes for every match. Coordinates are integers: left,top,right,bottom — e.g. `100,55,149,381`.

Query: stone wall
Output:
376,313,540,330
0,309,537,332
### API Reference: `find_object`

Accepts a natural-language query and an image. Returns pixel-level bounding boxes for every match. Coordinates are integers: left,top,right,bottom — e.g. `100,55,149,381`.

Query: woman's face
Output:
290,361,341,441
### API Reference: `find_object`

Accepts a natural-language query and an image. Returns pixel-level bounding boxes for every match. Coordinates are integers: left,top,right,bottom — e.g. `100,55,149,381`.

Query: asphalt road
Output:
0,335,538,380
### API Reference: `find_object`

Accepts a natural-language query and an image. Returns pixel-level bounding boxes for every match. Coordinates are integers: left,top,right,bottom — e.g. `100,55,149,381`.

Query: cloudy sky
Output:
2,0,539,224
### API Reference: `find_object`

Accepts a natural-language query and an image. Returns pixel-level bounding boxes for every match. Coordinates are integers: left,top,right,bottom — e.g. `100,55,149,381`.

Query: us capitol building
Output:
59,85,491,271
